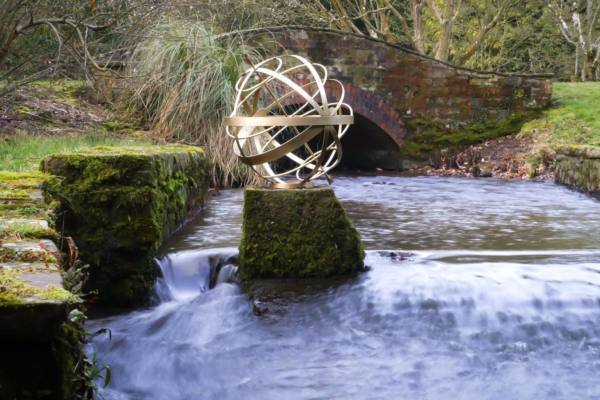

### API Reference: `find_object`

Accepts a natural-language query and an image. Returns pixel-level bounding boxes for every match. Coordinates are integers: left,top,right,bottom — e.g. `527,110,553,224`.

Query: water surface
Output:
89,176,600,400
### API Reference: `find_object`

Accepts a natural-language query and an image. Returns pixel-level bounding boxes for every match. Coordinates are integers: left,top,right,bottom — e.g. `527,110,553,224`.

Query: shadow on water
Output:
88,176,600,400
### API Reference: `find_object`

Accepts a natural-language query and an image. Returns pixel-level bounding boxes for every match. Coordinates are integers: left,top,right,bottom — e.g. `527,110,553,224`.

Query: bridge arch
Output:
246,27,553,168
332,83,404,170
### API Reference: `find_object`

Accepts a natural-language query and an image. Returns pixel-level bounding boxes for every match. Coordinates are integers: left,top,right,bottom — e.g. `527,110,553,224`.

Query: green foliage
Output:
458,1,573,76
401,112,537,159
520,82,600,147
126,19,262,187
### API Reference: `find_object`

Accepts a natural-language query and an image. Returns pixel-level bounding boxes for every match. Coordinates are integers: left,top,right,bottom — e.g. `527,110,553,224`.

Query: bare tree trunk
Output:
581,44,588,81
427,0,461,62
575,45,580,79
411,0,425,53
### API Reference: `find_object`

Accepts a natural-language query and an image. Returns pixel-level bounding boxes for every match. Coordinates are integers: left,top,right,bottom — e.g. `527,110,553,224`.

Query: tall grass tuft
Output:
126,20,262,187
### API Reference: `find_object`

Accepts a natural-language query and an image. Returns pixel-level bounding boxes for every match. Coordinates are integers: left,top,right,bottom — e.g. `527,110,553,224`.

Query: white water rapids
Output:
88,176,600,400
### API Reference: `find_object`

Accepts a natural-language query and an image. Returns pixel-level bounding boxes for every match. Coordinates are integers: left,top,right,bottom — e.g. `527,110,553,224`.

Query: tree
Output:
547,0,600,80
310,0,515,63
0,0,161,89
458,1,572,76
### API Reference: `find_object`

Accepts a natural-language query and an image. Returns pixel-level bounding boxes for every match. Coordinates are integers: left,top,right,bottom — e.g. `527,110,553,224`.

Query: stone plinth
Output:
239,186,365,280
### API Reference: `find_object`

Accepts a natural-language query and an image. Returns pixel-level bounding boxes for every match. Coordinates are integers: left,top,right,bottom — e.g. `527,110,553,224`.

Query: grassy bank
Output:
0,78,152,172
521,82,600,148
0,134,150,172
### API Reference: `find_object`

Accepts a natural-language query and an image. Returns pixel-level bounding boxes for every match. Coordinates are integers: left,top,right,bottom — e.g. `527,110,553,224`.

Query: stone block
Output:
239,187,365,280
555,146,600,197
41,145,210,307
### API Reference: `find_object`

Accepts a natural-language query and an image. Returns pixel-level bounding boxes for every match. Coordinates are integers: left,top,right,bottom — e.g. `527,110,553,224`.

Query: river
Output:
88,175,600,400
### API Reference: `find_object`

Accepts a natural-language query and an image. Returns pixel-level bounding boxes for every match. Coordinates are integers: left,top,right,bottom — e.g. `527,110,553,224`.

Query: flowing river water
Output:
88,176,600,400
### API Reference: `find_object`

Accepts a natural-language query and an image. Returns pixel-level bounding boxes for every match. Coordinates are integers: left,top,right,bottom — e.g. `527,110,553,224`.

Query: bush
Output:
125,20,263,187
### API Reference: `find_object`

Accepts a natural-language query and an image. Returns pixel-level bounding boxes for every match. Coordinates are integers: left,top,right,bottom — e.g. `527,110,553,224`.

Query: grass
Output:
520,82,600,148
0,134,150,172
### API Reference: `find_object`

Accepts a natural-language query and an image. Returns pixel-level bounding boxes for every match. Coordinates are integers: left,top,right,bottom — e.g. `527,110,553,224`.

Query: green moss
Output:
239,187,365,280
0,204,48,219
29,79,89,106
42,145,210,307
14,104,34,116
100,119,138,134
0,222,59,241
0,269,76,305
401,112,538,160
0,246,57,264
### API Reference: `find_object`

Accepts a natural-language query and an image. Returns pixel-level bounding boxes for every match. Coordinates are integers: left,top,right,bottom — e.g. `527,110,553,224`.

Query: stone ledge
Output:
555,146,600,197
0,171,81,399
41,144,210,307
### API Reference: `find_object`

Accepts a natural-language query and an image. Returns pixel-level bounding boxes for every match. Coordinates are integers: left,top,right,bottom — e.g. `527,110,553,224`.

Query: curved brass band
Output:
236,126,324,166
271,181,313,189
224,115,354,127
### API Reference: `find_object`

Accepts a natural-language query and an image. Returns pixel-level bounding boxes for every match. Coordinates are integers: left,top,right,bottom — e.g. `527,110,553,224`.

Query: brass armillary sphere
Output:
224,54,353,188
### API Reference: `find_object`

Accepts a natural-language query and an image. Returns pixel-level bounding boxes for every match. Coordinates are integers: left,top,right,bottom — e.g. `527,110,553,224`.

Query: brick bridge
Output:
250,27,553,169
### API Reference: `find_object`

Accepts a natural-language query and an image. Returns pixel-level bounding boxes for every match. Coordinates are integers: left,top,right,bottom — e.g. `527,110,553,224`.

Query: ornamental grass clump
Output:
126,20,263,187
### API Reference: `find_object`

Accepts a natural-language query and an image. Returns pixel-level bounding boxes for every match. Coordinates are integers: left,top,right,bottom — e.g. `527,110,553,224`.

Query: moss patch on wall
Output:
41,145,210,307
555,145,600,197
239,187,365,280
0,269,75,306
400,112,539,161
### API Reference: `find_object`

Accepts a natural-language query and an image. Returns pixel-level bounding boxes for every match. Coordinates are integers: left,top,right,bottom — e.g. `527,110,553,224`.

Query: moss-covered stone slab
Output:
0,170,83,399
41,145,210,307
239,187,365,280
0,263,79,400
0,238,69,307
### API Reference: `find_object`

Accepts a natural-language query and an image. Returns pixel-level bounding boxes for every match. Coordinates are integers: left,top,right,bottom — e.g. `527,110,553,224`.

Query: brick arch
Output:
279,80,406,147
248,27,552,137
330,82,405,146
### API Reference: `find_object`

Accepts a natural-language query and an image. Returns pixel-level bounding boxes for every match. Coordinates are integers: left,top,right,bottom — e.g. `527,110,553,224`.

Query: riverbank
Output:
0,80,212,397
0,80,151,172
419,82,600,181
3,80,599,183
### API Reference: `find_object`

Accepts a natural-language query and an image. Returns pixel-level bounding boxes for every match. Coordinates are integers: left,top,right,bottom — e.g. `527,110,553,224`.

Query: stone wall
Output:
42,145,210,307
0,171,82,399
555,146,600,198
254,27,552,144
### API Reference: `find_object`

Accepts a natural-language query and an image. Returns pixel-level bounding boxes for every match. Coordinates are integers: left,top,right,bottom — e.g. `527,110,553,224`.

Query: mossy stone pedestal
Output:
239,186,365,280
